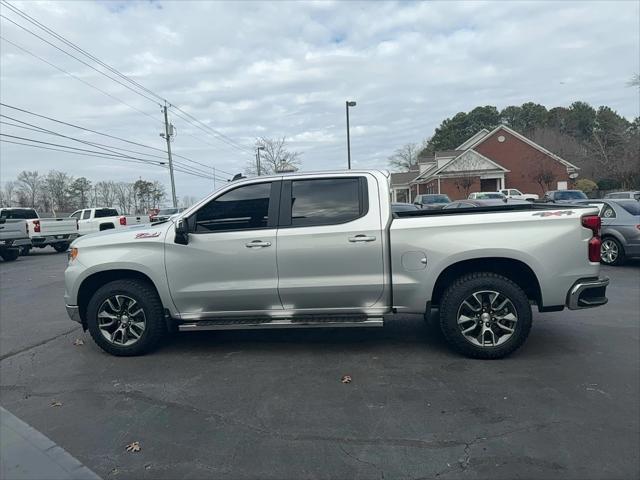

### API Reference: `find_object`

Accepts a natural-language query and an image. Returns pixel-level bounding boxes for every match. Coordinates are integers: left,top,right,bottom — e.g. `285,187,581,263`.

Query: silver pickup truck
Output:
64,170,609,359
0,217,31,261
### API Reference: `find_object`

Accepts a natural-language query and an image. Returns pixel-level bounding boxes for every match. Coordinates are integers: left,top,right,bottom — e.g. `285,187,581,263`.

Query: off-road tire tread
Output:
439,272,532,359
86,279,166,356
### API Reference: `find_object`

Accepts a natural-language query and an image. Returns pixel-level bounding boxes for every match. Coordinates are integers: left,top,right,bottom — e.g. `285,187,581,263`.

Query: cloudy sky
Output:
1,0,638,201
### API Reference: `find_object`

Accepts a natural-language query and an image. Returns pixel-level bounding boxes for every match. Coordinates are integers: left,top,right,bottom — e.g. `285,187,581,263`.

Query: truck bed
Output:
394,202,588,218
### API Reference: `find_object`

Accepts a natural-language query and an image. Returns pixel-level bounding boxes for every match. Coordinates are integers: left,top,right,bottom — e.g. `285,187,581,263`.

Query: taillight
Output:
582,215,601,262
581,215,601,234
33,220,41,233
119,216,127,226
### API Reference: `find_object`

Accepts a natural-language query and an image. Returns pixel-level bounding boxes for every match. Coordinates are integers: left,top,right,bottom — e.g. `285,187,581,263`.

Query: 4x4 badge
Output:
135,232,161,239
532,211,574,217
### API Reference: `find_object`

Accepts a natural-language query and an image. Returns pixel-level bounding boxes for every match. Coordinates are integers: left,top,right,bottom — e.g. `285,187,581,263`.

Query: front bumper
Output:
65,304,81,324
566,277,609,310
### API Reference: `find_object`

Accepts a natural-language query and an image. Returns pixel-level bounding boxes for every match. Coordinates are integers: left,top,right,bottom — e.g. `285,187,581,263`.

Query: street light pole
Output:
161,104,178,208
345,100,356,169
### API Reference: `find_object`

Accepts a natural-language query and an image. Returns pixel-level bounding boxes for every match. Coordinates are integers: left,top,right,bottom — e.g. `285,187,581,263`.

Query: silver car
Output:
577,199,640,265
603,191,640,201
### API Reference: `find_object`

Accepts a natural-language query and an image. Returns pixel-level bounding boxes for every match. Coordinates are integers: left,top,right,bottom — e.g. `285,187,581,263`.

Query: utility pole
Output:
161,104,178,208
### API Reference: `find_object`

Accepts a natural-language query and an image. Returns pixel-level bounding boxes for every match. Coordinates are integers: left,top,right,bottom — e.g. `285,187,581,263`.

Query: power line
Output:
0,138,217,181
0,102,230,176
0,0,165,104
0,35,162,126
1,2,254,156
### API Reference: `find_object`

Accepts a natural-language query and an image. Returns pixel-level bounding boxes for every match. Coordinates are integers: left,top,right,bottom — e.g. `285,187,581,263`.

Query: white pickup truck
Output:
499,188,539,201
69,208,149,236
0,216,31,261
0,208,78,254
64,170,609,359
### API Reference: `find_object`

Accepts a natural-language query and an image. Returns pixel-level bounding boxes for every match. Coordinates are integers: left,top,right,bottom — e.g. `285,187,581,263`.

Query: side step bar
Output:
178,316,384,332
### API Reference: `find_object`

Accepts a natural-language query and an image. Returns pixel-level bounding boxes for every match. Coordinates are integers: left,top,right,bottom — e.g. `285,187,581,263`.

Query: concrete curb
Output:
1,406,101,480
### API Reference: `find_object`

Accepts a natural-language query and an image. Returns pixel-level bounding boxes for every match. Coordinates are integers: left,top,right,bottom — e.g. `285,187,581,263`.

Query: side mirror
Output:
174,218,189,245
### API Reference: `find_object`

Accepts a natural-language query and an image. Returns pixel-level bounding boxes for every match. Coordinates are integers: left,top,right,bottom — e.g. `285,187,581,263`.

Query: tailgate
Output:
39,218,78,236
127,216,148,224
0,219,27,240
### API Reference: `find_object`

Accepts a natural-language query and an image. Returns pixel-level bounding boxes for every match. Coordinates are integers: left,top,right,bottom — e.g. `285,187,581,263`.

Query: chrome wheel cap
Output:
97,295,146,346
456,290,518,347
600,240,618,264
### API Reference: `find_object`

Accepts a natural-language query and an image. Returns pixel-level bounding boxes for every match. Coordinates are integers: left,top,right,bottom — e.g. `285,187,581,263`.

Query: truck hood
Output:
70,221,173,248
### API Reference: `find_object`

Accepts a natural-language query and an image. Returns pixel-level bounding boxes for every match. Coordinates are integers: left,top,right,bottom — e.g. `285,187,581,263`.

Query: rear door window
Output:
280,177,367,227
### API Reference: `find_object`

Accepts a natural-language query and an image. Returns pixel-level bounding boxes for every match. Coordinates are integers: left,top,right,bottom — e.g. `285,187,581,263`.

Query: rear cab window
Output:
94,208,119,218
0,208,38,219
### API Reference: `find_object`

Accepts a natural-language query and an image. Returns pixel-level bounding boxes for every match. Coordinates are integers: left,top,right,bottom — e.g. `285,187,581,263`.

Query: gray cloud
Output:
1,0,638,201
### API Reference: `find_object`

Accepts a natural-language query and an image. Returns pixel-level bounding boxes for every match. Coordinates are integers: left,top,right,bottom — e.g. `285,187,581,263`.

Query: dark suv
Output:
413,194,451,209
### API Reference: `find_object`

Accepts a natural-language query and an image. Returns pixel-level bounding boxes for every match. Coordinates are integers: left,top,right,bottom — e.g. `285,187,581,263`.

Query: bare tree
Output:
531,158,558,194
246,137,302,175
95,181,117,207
44,170,74,213
388,143,419,171
1,181,18,207
453,173,476,198
17,170,41,208
113,182,134,214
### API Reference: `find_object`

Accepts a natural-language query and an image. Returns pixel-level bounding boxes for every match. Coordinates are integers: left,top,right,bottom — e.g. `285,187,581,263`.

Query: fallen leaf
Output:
125,441,141,453
73,338,84,346
50,400,63,407
341,375,352,384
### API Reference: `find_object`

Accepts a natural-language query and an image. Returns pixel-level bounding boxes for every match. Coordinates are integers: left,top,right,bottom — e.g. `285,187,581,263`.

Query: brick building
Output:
391,125,579,202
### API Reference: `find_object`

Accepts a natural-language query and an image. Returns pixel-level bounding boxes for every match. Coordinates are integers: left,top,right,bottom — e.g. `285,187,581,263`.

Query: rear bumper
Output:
566,277,609,310
0,238,31,247
32,234,79,245
65,304,81,324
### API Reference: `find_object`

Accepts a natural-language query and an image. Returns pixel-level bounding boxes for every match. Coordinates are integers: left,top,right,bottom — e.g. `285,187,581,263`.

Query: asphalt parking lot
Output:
1,248,639,480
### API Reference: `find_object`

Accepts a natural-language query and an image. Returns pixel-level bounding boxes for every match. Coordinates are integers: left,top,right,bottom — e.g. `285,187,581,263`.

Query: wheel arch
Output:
77,269,161,328
431,257,542,308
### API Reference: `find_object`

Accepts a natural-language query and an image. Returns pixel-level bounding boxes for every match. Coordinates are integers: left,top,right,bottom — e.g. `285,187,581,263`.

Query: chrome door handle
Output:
348,235,376,243
245,240,271,248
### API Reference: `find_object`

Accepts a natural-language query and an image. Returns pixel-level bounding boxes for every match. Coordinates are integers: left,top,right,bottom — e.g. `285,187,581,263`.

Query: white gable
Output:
457,129,490,150
440,150,507,173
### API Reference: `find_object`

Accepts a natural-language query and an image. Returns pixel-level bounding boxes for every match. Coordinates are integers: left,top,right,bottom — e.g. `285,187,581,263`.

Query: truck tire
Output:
0,249,20,262
20,246,31,256
86,279,166,356
53,242,69,253
600,237,624,266
439,272,532,359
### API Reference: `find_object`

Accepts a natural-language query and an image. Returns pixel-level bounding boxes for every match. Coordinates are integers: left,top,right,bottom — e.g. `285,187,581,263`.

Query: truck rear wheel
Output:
86,279,166,356
53,242,69,253
439,272,532,359
20,246,31,256
0,249,20,262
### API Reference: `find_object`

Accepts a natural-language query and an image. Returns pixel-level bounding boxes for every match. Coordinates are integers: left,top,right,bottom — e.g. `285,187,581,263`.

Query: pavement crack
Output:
339,445,386,479
0,326,80,362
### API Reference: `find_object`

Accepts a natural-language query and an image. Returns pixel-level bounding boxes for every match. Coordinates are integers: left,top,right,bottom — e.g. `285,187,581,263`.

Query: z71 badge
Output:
134,232,161,239
532,211,574,217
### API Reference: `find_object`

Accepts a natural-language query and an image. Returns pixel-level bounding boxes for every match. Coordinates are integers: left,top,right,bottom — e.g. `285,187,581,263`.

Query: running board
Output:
178,316,384,332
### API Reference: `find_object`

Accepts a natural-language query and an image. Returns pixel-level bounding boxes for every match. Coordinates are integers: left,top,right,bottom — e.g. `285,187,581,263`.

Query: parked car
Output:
413,194,451,209
0,216,31,261
391,203,420,214
70,208,150,235
499,189,539,201
65,170,608,359
575,199,640,265
0,208,78,254
468,192,506,200
542,190,588,203
603,191,640,201
443,199,530,209
150,207,185,223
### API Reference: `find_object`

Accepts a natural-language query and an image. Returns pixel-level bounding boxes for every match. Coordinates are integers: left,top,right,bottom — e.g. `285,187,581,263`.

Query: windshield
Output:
423,195,450,204
0,208,38,219
555,191,587,200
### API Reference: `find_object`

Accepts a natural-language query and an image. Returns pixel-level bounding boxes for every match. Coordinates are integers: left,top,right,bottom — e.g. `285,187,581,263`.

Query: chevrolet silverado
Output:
64,170,609,359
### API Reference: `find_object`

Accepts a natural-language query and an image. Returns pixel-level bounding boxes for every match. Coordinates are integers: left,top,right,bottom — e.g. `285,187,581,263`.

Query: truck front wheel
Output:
86,279,166,356
439,272,532,359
